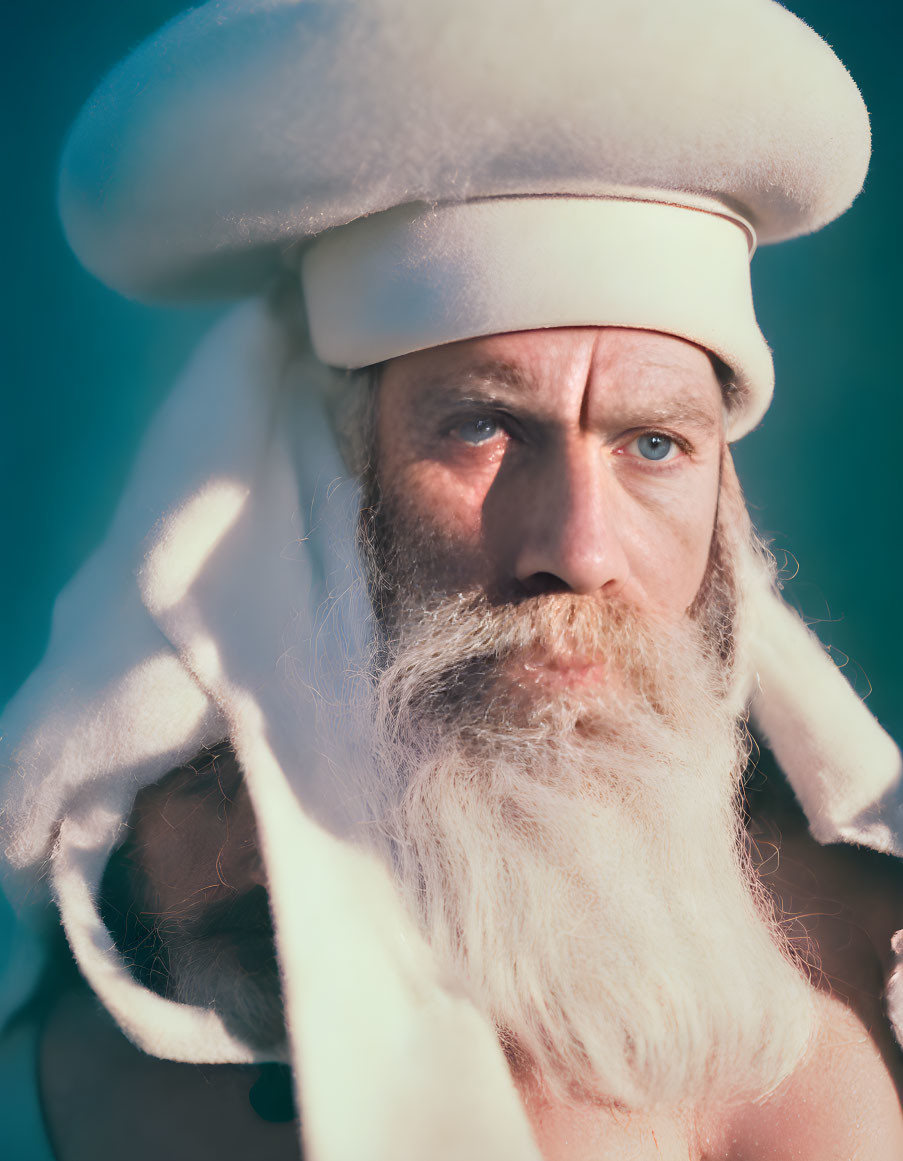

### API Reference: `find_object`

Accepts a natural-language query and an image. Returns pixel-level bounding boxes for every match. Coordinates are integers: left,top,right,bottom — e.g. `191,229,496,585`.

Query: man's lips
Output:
504,650,613,692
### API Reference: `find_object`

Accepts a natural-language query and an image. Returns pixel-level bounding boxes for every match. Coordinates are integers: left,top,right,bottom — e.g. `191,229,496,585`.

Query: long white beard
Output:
359,580,815,1111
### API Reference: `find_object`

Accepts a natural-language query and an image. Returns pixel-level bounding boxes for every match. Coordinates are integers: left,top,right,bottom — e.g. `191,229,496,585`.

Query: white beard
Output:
358,570,815,1111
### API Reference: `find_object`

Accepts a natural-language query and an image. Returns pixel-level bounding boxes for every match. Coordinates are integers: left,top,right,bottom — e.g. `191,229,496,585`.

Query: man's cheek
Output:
381,492,494,596
614,496,715,614
398,463,494,545
636,524,716,614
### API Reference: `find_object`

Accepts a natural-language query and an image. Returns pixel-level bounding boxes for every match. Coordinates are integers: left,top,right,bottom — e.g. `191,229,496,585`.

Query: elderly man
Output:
3,1,903,1159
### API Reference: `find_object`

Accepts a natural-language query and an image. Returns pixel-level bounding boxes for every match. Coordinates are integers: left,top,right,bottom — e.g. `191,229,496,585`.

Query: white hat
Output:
59,0,870,437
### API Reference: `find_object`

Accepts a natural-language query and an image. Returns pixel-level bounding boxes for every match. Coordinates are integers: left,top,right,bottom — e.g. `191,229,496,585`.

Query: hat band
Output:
300,196,773,439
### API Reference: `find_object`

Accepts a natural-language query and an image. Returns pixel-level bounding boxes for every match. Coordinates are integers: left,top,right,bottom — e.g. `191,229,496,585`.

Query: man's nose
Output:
508,440,630,597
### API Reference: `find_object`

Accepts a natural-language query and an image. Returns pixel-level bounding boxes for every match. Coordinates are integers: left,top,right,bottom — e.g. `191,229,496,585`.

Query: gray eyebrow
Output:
617,401,721,434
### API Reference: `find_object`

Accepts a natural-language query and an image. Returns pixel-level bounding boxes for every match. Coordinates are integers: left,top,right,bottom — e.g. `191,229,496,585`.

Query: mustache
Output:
386,588,679,662
373,588,711,737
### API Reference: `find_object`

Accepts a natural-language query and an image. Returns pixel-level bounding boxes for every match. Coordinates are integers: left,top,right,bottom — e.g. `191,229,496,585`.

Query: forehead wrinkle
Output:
397,349,723,437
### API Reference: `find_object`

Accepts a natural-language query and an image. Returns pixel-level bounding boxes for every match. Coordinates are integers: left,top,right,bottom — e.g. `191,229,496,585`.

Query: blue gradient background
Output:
0,0,900,985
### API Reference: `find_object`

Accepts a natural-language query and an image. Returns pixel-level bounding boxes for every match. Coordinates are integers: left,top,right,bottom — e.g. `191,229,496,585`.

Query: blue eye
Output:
455,416,501,445
633,433,676,462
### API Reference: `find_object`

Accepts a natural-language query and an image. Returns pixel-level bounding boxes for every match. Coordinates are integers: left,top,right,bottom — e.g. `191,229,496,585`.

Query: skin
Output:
39,327,903,1160
375,327,724,622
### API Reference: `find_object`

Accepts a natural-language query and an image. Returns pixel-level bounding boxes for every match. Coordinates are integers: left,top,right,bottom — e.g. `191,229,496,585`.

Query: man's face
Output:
375,326,725,637
362,328,812,1107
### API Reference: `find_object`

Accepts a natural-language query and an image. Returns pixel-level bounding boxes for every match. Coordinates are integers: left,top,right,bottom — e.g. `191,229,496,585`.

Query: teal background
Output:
1,2,901,735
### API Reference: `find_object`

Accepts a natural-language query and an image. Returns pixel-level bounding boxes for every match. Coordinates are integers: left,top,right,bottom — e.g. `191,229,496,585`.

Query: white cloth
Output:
1,300,901,1159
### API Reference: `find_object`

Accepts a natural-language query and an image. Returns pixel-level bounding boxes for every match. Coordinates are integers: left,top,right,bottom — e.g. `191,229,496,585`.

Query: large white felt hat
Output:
59,0,870,438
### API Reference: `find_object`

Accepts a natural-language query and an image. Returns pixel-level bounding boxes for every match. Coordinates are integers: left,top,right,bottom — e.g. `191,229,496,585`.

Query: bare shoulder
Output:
746,757,903,1056
724,756,903,1159
716,992,903,1160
